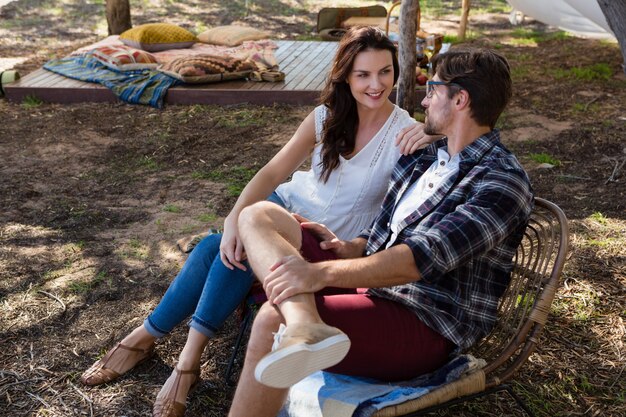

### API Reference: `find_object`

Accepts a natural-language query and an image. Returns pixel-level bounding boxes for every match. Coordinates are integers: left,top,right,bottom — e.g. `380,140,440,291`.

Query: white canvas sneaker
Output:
254,323,351,388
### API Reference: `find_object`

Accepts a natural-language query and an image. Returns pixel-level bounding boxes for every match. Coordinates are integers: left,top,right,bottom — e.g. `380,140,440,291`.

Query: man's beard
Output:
423,117,441,136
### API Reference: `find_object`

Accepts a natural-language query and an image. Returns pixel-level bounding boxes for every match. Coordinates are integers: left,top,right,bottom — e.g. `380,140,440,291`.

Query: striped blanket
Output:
43,54,179,108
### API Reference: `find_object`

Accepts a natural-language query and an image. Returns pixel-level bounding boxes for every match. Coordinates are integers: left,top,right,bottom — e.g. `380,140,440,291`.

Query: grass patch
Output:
571,102,600,114
589,211,608,225
510,65,531,80
505,37,538,47
516,293,536,310
503,28,569,47
68,271,109,294
139,155,160,171
552,63,612,81
587,238,618,247
180,224,198,234
510,28,569,43
163,204,182,213
197,213,218,223
511,381,556,415
193,165,259,197
442,30,481,44
22,95,43,108
419,0,510,17
120,238,150,260
528,152,561,167
42,269,64,282
215,108,267,128
552,284,599,322
247,0,308,16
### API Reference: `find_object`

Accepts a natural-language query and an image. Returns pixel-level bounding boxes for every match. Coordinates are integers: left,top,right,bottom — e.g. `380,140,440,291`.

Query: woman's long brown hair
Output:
318,26,399,183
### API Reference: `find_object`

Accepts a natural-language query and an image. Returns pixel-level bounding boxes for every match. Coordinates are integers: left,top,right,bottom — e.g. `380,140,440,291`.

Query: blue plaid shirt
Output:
360,130,533,350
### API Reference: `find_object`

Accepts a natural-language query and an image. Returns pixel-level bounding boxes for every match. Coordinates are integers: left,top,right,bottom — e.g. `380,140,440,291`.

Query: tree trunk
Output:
397,0,420,116
597,0,626,73
458,0,471,41
106,0,132,35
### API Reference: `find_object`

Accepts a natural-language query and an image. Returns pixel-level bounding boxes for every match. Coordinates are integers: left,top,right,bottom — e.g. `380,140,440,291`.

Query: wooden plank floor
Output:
4,41,333,105
5,40,424,106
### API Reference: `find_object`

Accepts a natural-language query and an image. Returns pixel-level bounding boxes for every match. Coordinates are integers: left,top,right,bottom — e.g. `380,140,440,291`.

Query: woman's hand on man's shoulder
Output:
395,122,441,155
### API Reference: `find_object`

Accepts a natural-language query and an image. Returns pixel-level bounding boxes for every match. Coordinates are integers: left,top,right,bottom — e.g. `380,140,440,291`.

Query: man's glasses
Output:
425,81,462,98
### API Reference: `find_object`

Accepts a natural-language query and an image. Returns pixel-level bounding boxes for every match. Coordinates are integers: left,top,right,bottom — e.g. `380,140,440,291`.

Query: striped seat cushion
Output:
90,45,158,71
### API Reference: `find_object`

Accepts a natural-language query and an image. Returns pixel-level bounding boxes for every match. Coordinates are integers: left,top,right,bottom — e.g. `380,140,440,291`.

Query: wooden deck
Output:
5,40,424,106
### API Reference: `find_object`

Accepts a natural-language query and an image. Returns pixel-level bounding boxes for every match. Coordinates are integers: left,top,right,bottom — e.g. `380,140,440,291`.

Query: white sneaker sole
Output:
254,334,351,388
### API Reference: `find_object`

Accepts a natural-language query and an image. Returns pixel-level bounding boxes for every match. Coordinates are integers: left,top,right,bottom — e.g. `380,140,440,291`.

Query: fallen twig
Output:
47,387,72,416
605,156,626,184
0,378,42,395
69,381,92,404
25,390,50,408
608,364,625,389
36,290,66,312
584,95,601,111
557,174,591,181
0,369,22,378
69,381,94,417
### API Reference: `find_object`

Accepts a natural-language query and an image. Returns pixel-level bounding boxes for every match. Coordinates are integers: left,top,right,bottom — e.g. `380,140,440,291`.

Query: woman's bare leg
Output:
155,328,209,405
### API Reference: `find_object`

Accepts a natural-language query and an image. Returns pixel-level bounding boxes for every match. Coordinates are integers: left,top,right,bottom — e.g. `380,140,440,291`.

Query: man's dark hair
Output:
431,48,512,129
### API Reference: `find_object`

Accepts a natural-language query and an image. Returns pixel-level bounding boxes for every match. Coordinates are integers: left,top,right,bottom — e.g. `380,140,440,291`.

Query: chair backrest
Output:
384,1,421,35
471,197,569,388
317,5,388,32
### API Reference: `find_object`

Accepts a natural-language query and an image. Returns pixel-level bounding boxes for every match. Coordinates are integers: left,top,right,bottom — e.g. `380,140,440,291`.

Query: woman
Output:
80,26,435,417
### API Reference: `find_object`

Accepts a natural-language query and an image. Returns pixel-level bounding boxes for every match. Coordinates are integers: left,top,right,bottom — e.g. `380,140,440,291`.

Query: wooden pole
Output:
106,0,132,35
397,0,420,116
458,0,471,41
597,0,626,73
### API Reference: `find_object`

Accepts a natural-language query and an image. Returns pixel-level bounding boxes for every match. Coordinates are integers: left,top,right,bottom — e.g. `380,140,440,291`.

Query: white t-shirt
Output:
386,147,460,248
276,104,416,240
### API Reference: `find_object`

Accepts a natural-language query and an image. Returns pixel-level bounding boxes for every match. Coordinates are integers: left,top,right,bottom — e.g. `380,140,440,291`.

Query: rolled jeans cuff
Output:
188,316,218,338
143,317,168,339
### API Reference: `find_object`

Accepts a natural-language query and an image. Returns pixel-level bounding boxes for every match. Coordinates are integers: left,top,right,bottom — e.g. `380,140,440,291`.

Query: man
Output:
228,47,533,417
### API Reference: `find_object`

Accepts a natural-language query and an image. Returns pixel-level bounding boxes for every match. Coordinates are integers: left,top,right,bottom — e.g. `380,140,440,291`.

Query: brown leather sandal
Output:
153,366,201,417
80,342,154,386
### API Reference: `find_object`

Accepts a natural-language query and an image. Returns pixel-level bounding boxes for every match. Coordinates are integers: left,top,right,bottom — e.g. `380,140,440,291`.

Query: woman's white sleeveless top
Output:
275,104,415,241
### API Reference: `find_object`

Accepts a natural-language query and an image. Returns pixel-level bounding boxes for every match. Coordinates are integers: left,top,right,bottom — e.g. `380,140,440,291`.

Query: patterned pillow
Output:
158,54,256,84
120,23,197,52
197,25,269,46
90,45,158,70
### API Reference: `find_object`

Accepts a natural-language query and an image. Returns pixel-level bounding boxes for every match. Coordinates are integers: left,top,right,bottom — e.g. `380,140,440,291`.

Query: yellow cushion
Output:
120,23,197,52
197,25,269,46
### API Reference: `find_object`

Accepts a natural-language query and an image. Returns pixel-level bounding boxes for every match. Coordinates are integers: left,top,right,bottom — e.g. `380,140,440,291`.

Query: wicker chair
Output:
225,198,569,416
340,1,421,36
372,197,570,417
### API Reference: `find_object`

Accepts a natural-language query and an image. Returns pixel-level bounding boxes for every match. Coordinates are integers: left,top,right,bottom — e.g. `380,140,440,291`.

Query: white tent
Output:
507,0,615,40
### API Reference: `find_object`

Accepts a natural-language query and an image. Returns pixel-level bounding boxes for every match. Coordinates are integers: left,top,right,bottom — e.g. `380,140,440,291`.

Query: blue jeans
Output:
144,192,284,338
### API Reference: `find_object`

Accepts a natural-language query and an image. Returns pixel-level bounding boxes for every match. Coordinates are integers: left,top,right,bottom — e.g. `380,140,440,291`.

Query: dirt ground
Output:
1,1,625,416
